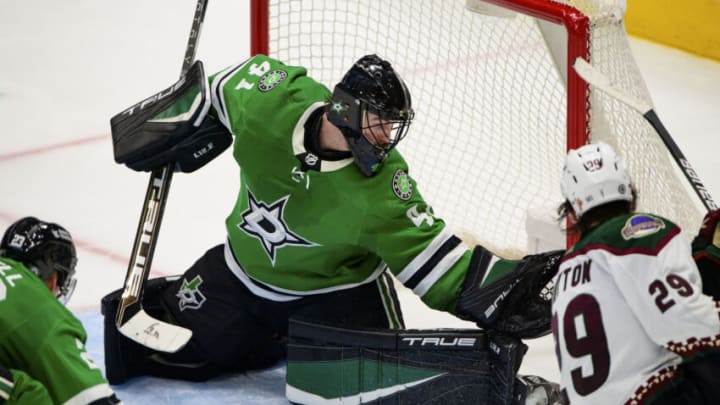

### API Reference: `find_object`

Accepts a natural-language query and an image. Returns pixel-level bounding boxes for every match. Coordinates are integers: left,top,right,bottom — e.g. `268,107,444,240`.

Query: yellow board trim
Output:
625,0,720,61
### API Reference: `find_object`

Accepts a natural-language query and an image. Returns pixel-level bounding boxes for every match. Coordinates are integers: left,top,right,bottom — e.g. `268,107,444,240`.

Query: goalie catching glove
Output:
111,60,232,173
457,246,564,339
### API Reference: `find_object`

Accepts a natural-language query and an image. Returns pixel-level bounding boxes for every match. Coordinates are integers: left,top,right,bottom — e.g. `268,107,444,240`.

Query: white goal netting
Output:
255,0,703,255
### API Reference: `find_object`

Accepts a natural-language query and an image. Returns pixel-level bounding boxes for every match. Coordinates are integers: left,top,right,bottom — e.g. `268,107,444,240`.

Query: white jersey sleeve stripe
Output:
62,383,118,405
396,229,455,284
210,58,251,129
0,374,12,400
412,243,466,297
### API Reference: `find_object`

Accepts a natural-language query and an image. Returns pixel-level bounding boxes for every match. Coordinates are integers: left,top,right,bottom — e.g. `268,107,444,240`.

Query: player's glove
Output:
692,209,720,300
457,246,564,339
696,210,720,249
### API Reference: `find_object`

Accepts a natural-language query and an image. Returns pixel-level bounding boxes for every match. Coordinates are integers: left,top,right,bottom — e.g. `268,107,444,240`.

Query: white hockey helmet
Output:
560,142,633,218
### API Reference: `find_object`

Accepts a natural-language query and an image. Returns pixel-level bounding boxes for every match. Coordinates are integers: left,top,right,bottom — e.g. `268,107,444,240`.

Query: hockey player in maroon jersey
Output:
553,142,720,404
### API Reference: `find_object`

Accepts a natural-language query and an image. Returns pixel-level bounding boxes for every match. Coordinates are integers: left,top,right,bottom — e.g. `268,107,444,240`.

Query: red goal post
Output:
248,0,703,255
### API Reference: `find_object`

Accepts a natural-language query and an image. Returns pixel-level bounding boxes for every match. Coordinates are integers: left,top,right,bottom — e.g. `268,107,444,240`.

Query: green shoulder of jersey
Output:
5,368,53,404
209,54,331,140
569,213,680,255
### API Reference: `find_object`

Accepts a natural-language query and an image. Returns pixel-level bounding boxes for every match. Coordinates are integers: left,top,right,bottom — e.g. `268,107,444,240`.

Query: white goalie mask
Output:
561,142,633,218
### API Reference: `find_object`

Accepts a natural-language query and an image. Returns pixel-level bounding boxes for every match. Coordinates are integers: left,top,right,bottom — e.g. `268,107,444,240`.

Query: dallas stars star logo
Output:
238,189,317,265
176,275,207,311
329,100,349,115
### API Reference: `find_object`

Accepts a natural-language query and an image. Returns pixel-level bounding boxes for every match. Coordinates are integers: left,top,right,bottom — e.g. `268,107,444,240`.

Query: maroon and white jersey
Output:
551,213,720,404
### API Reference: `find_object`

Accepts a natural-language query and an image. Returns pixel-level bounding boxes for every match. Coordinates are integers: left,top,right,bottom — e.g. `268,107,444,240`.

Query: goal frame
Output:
248,0,592,248
249,0,590,153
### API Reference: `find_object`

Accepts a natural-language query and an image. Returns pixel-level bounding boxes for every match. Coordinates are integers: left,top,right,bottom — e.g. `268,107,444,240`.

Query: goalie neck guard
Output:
0,217,78,303
327,54,414,177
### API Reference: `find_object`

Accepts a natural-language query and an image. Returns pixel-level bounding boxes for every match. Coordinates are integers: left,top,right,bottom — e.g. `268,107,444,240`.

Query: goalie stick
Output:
573,57,717,212
115,0,209,353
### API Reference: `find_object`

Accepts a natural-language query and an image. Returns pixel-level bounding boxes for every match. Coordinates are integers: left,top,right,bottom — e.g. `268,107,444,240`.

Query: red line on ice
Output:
0,134,108,162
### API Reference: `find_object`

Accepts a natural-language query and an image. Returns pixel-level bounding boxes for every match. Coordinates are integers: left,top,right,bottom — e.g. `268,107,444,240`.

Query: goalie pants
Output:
103,243,405,383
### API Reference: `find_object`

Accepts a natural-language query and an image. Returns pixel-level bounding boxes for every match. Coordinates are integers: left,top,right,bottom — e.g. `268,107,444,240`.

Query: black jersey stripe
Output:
404,236,462,290
376,272,405,330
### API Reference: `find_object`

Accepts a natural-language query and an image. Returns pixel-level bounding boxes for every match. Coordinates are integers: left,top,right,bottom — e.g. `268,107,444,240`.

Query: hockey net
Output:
250,0,703,256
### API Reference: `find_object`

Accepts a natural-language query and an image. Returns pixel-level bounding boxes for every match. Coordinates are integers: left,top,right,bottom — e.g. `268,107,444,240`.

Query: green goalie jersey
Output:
209,54,472,312
0,257,115,405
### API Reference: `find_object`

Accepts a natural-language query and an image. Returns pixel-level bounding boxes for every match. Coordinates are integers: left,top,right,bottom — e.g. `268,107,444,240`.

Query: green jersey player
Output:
104,54,563,403
0,217,120,404
0,364,52,404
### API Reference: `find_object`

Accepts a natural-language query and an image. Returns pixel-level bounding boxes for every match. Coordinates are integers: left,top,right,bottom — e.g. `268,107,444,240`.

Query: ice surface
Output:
1,1,718,403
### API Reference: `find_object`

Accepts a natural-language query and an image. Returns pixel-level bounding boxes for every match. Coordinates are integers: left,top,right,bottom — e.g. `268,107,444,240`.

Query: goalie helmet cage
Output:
249,0,703,253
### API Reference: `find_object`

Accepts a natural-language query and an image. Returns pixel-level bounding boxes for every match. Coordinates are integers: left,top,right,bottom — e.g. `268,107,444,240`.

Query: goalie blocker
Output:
110,60,232,173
